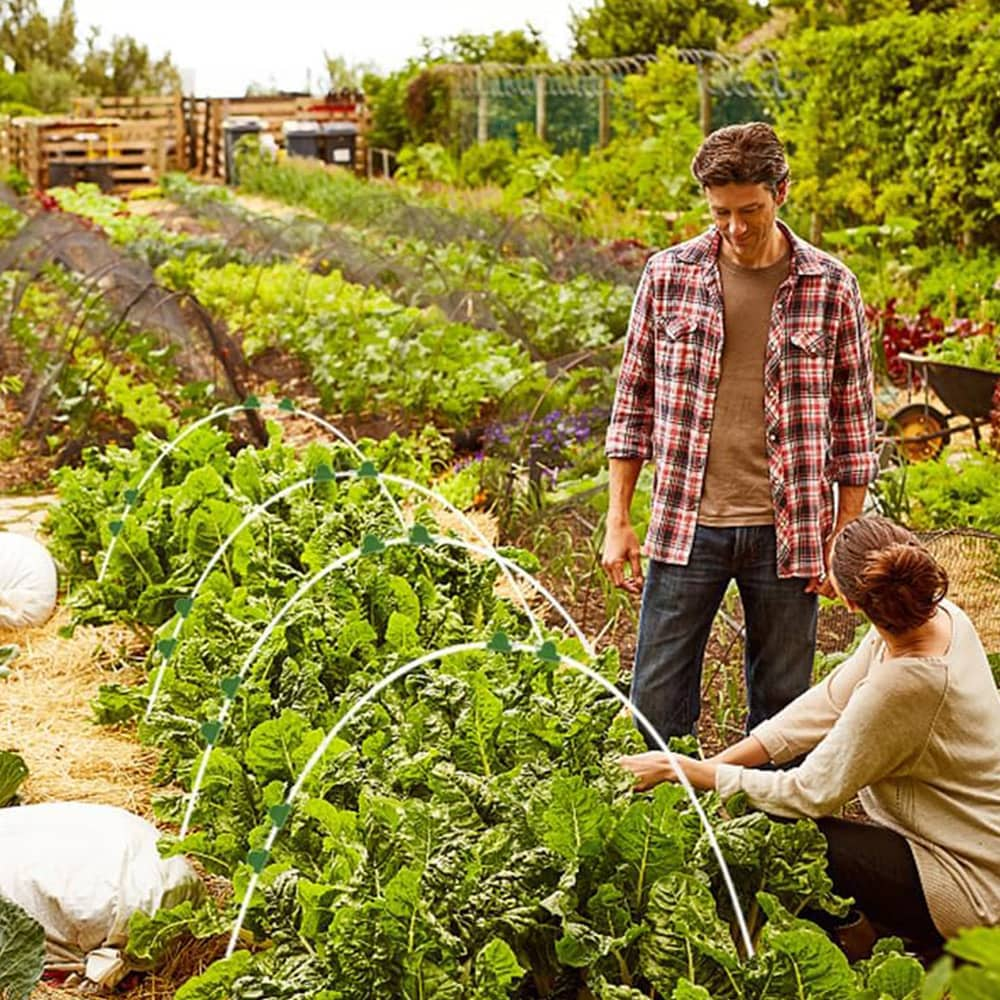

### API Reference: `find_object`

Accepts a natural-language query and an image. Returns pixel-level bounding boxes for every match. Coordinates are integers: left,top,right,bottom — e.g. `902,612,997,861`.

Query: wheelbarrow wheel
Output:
887,403,950,462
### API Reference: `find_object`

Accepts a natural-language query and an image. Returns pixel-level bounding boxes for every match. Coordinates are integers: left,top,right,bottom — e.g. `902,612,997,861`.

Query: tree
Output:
571,0,767,56
0,0,76,73
77,30,180,96
324,54,378,94
438,27,549,65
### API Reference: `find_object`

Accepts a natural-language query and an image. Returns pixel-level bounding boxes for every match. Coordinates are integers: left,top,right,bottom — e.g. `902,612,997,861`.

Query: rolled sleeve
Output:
827,275,878,485
715,763,745,800
606,261,656,460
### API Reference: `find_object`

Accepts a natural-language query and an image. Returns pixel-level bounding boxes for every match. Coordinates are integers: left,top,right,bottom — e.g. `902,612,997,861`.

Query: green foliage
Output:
396,142,460,185
571,0,767,56
0,0,179,105
438,28,549,65
459,139,516,188
126,898,227,965
0,751,28,807
51,427,894,997
363,67,414,151
923,333,999,372
766,2,1000,248
155,253,539,423
0,893,45,1000
880,451,1000,532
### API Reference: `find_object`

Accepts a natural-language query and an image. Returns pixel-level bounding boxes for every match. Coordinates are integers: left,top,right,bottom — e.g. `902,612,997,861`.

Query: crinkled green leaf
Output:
538,775,611,861
174,950,254,1000
0,893,45,1000
0,752,28,808
610,782,687,908
125,898,225,964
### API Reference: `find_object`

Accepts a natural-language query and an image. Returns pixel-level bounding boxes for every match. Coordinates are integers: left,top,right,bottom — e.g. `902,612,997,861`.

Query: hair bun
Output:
858,542,948,634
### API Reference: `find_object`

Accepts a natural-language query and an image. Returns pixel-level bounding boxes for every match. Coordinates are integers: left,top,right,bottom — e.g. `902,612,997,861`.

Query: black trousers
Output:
812,816,943,948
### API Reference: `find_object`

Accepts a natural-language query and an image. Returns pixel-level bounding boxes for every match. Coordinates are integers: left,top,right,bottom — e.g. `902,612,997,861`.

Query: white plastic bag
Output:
0,802,203,986
0,532,58,628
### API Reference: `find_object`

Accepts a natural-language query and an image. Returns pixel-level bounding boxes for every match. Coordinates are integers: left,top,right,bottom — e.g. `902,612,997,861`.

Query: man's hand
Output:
805,538,836,598
619,751,717,792
602,520,644,594
806,484,868,597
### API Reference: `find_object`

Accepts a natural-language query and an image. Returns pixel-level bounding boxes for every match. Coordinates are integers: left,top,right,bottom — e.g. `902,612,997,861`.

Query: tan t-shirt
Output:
698,250,790,525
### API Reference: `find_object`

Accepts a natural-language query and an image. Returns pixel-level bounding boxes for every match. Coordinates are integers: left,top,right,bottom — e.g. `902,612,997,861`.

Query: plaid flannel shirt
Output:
606,221,877,579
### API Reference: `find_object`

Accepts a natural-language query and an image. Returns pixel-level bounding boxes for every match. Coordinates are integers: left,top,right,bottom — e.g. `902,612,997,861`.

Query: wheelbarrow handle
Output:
896,352,929,365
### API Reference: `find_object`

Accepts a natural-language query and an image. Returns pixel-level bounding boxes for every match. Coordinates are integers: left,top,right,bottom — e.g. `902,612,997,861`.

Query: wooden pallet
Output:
71,94,184,170
11,117,169,193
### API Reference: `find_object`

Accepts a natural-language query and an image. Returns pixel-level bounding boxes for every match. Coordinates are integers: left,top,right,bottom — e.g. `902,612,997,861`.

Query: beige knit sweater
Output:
715,600,1000,937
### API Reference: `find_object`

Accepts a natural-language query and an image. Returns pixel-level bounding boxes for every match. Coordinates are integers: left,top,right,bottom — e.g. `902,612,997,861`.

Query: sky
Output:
39,0,580,96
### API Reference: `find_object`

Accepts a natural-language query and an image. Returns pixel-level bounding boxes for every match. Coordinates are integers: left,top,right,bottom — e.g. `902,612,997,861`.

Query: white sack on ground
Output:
0,531,58,627
0,802,203,986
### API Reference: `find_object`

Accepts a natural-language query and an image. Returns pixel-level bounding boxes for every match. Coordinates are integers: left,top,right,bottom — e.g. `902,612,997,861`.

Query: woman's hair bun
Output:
832,518,948,634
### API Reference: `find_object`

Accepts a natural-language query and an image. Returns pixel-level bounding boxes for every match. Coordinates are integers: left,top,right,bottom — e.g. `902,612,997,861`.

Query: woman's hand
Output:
618,751,717,792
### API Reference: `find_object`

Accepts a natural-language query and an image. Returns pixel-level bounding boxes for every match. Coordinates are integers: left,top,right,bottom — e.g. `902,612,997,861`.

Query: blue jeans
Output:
631,524,817,748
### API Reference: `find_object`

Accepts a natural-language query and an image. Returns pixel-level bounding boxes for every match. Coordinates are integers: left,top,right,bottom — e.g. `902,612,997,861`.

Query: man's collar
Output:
674,220,826,276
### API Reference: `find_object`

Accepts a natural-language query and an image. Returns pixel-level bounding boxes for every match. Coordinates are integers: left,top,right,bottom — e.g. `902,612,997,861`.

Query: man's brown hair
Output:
691,122,789,193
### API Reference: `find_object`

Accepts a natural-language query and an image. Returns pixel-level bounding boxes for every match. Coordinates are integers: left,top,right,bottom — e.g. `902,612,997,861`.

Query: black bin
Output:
222,118,264,184
47,160,114,191
320,122,358,169
283,120,321,159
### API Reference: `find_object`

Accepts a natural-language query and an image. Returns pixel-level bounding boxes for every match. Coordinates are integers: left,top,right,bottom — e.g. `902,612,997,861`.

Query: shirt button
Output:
768,431,779,445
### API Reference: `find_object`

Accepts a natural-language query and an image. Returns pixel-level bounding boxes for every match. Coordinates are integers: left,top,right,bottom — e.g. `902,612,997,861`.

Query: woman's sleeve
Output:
750,627,878,765
716,657,945,816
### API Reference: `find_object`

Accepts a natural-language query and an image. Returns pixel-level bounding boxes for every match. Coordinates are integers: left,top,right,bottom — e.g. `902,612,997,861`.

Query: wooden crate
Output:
71,94,184,170
12,116,168,193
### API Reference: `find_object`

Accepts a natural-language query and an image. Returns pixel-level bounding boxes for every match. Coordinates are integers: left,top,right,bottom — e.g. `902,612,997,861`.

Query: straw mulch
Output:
0,610,157,814
0,609,232,998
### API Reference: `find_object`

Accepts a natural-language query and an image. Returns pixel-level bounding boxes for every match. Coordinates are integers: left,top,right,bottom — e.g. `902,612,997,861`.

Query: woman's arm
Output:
718,659,944,817
619,735,770,792
618,750,718,792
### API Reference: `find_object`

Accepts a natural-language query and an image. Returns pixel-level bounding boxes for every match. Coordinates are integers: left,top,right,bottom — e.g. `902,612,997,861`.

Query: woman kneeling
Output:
620,516,1000,952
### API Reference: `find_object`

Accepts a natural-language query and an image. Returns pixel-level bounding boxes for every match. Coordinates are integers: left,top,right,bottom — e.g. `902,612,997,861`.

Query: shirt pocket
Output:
655,314,711,383
786,320,830,398
788,321,828,356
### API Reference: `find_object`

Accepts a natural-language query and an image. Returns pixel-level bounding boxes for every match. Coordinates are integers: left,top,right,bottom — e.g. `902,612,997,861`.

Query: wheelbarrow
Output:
885,352,999,462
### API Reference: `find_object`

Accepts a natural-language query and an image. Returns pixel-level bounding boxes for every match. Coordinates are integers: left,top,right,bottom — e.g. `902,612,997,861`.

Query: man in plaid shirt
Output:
603,123,877,748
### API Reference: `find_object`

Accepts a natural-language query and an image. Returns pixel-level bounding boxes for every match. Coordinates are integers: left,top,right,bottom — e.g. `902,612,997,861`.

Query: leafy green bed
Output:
47,426,1000,999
